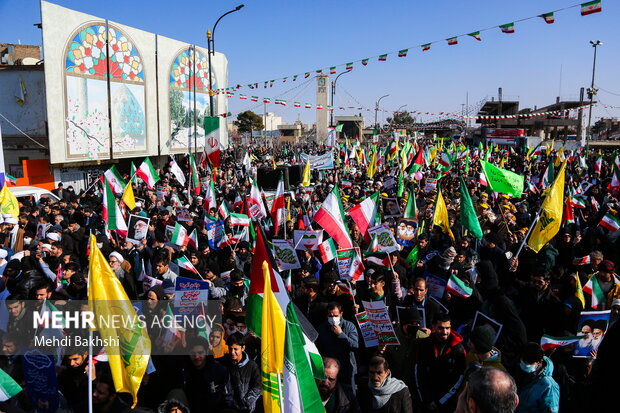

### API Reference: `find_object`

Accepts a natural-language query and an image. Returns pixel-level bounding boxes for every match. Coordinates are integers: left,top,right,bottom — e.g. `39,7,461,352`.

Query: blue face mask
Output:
520,360,537,374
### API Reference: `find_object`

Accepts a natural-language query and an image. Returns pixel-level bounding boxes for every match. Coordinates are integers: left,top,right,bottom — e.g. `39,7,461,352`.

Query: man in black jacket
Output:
223,332,261,413
317,357,360,413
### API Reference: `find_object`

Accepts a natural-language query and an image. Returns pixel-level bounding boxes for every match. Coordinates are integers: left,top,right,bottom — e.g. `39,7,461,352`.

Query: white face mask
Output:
328,316,341,326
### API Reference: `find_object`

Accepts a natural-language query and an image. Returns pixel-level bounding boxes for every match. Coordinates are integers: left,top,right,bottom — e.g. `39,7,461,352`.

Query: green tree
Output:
234,110,264,133
387,111,416,127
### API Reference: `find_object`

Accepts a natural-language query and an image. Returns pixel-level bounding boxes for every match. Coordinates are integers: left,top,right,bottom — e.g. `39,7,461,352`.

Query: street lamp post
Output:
587,40,602,142
330,69,351,127
206,4,244,117
375,94,389,130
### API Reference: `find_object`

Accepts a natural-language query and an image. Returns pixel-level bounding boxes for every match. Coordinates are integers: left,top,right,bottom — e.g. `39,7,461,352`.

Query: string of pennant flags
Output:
216,1,602,94
214,90,593,120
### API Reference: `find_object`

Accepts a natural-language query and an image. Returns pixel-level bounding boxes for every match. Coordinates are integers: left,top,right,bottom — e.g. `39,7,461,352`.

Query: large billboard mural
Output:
42,1,227,164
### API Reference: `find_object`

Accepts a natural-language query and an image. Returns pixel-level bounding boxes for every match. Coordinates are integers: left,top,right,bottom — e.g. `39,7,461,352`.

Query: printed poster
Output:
356,311,379,348
361,300,400,345
574,310,611,358
425,272,447,300
174,276,210,315
293,229,323,250
368,224,400,254
272,239,302,271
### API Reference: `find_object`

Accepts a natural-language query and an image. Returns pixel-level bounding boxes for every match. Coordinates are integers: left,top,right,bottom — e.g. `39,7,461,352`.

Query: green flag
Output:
480,160,524,197
403,184,417,219
406,245,419,266
459,177,483,240
335,124,343,132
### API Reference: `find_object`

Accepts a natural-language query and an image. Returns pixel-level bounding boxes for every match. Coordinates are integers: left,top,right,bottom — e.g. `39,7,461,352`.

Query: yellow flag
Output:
0,185,19,219
367,149,377,179
574,273,585,308
122,181,137,210
433,189,454,241
260,261,285,412
546,139,554,155
88,235,150,407
528,162,566,252
271,157,277,170
286,197,291,221
301,157,311,187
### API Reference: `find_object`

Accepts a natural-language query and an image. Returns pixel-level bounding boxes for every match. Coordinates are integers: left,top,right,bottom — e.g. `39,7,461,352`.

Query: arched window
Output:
65,23,146,160
168,47,216,151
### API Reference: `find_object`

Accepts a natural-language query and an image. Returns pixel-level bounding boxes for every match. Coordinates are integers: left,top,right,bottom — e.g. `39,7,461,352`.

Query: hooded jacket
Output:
516,356,560,413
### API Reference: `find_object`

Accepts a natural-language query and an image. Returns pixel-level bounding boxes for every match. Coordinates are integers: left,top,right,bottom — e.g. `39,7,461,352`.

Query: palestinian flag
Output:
600,213,620,232
251,96,258,102
104,165,126,196
318,238,337,263
170,222,188,246
348,192,380,243
378,54,387,61
583,276,605,309
446,274,473,298
447,37,458,45
177,255,200,276
364,251,391,269
0,368,22,401
102,177,128,232
136,157,160,189
314,185,353,249
540,12,555,23
398,49,408,57
540,335,581,351
421,43,431,51
468,31,482,40
346,62,354,70
500,23,515,33
409,148,425,173
581,0,602,16
189,152,200,195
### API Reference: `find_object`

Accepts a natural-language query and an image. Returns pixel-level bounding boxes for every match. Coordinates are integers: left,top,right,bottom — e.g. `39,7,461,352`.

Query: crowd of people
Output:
0,136,619,413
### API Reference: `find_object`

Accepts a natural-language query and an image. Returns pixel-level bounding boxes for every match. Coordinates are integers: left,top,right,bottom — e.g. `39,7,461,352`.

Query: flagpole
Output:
514,211,540,258
88,328,94,413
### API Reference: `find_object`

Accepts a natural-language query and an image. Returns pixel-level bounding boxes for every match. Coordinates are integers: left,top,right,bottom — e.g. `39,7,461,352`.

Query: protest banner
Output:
396,218,417,247
127,215,150,244
175,207,192,222
336,248,364,280
22,349,59,413
480,160,524,197
424,178,438,192
355,311,379,348
205,220,225,250
382,198,402,217
272,239,302,271
368,224,400,253
174,276,210,315
425,273,447,300
300,151,335,170
362,300,400,345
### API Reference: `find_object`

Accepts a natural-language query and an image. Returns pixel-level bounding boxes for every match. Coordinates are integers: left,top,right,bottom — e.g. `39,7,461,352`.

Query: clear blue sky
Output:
1,0,618,126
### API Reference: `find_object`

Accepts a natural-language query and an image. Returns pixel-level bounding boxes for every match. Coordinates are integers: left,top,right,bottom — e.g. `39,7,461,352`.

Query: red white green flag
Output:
218,202,229,220
468,31,482,40
540,12,555,23
136,157,160,189
203,179,217,212
500,23,515,33
318,238,337,263
176,255,200,276
361,58,369,66
398,49,408,57
314,185,353,249
294,102,301,108
270,172,286,232
600,213,620,232
104,165,126,196
446,274,473,298
330,67,336,74
102,177,128,232
348,192,380,243
581,0,602,16
583,276,605,309
248,179,268,220
346,62,354,70
540,335,581,351
447,37,458,45
608,164,620,190
203,116,221,168
305,103,312,109
563,197,575,225
251,96,258,102
364,251,391,269
186,228,198,249
189,152,200,195
229,213,250,227
170,222,188,246
421,43,431,51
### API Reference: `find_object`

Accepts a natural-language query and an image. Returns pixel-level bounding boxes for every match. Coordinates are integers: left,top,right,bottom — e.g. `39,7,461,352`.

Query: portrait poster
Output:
425,273,447,300
573,310,611,358
382,197,402,217
175,207,192,222
396,306,427,329
126,214,150,244
396,218,417,247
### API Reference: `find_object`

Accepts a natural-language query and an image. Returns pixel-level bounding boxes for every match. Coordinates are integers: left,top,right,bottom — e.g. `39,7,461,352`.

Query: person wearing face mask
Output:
226,270,249,306
377,307,428,389
316,302,359,394
359,356,413,413
515,343,559,413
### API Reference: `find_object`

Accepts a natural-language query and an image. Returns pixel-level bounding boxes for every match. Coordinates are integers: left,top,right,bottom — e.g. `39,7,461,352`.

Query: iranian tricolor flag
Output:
361,58,369,66
600,213,620,232
170,222,188,246
398,49,408,57
540,163,555,189
203,179,217,212
177,255,200,276
540,12,555,23
271,173,286,232
378,54,387,61
540,335,581,351
318,238,337,263
186,228,198,249
571,196,587,209
136,157,160,189
294,102,301,107
102,177,128,232
248,180,268,220
104,165,126,196
251,96,258,102
581,0,602,16
348,248,364,281
229,213,250,227
189,152,200,195
305,103,312,109
594,156,602,173
421,43,431,51
499,22,515,33
446,274,473,298
346,62,354,70
468,31,482,40
608,164,620,190
447,37,458,45
439,152,453,170
204,117,221,168
583,276,605,309
0,368,21,402
218,202,229,220
348,192,380,243
314,185,353,249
